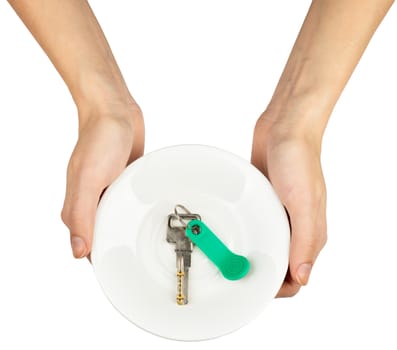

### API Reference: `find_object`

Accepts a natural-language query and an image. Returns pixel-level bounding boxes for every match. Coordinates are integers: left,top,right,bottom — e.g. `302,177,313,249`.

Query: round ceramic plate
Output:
91,145,290,341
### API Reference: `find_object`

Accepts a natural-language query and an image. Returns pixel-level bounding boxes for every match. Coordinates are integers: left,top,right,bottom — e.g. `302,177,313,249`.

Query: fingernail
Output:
296,263,312,286
71,236,86,258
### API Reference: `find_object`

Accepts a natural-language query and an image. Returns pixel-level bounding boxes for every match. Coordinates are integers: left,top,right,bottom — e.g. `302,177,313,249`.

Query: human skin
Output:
8,0,145,260
252,0,394,296
8,0,394,297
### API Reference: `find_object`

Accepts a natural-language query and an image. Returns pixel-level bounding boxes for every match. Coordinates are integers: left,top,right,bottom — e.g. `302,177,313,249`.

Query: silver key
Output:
166,224,193,305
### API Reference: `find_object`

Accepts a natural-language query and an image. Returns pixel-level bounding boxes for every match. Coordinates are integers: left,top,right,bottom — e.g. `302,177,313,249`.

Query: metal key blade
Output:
176,238,193,305
183,263,189,304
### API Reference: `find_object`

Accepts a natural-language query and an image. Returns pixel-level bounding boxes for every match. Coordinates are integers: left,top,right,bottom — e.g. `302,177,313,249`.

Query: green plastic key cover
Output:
186,219,250,280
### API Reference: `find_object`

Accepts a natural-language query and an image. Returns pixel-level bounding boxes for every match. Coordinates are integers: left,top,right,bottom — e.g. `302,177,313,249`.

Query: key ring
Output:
168,204,201,229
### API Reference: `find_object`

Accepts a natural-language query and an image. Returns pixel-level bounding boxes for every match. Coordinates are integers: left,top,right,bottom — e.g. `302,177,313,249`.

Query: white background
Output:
1,1,396,349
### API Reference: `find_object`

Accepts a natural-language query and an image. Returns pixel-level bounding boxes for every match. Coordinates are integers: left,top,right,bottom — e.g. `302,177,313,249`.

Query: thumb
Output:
61,164,105,259
287,198,327,286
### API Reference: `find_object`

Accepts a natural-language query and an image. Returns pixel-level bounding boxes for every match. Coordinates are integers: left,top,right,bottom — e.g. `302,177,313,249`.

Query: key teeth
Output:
176,271,186,305
176,296,185,305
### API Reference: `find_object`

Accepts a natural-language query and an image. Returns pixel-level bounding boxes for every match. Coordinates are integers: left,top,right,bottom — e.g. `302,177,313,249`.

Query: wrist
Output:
261,91,333,151
72,72,141,127
70,67,136,111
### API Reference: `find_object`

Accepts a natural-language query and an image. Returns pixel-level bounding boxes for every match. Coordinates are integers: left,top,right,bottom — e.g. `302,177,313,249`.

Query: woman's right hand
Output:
61,102,145,259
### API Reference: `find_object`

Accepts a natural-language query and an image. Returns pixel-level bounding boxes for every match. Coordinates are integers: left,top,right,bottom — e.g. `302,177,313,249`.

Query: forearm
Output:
266,0,394,144
8,0,135,117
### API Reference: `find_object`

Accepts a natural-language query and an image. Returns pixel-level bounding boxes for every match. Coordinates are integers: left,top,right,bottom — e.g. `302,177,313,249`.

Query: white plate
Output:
91,145,290,341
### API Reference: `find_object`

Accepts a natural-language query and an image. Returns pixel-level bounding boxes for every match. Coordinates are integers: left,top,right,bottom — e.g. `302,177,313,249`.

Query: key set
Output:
166,205,200,305
166,205,251,306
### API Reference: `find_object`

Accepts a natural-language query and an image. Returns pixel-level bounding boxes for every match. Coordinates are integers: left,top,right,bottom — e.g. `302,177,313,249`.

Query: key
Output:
166,223,193,305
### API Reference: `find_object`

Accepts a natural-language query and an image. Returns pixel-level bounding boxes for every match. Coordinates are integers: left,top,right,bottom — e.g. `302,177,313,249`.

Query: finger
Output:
276,269,301,298
286,191,327,286
61,163,105,259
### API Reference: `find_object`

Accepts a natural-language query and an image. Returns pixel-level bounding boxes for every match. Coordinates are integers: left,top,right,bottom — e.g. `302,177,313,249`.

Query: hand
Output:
61,102,145,259
251,112,327,297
